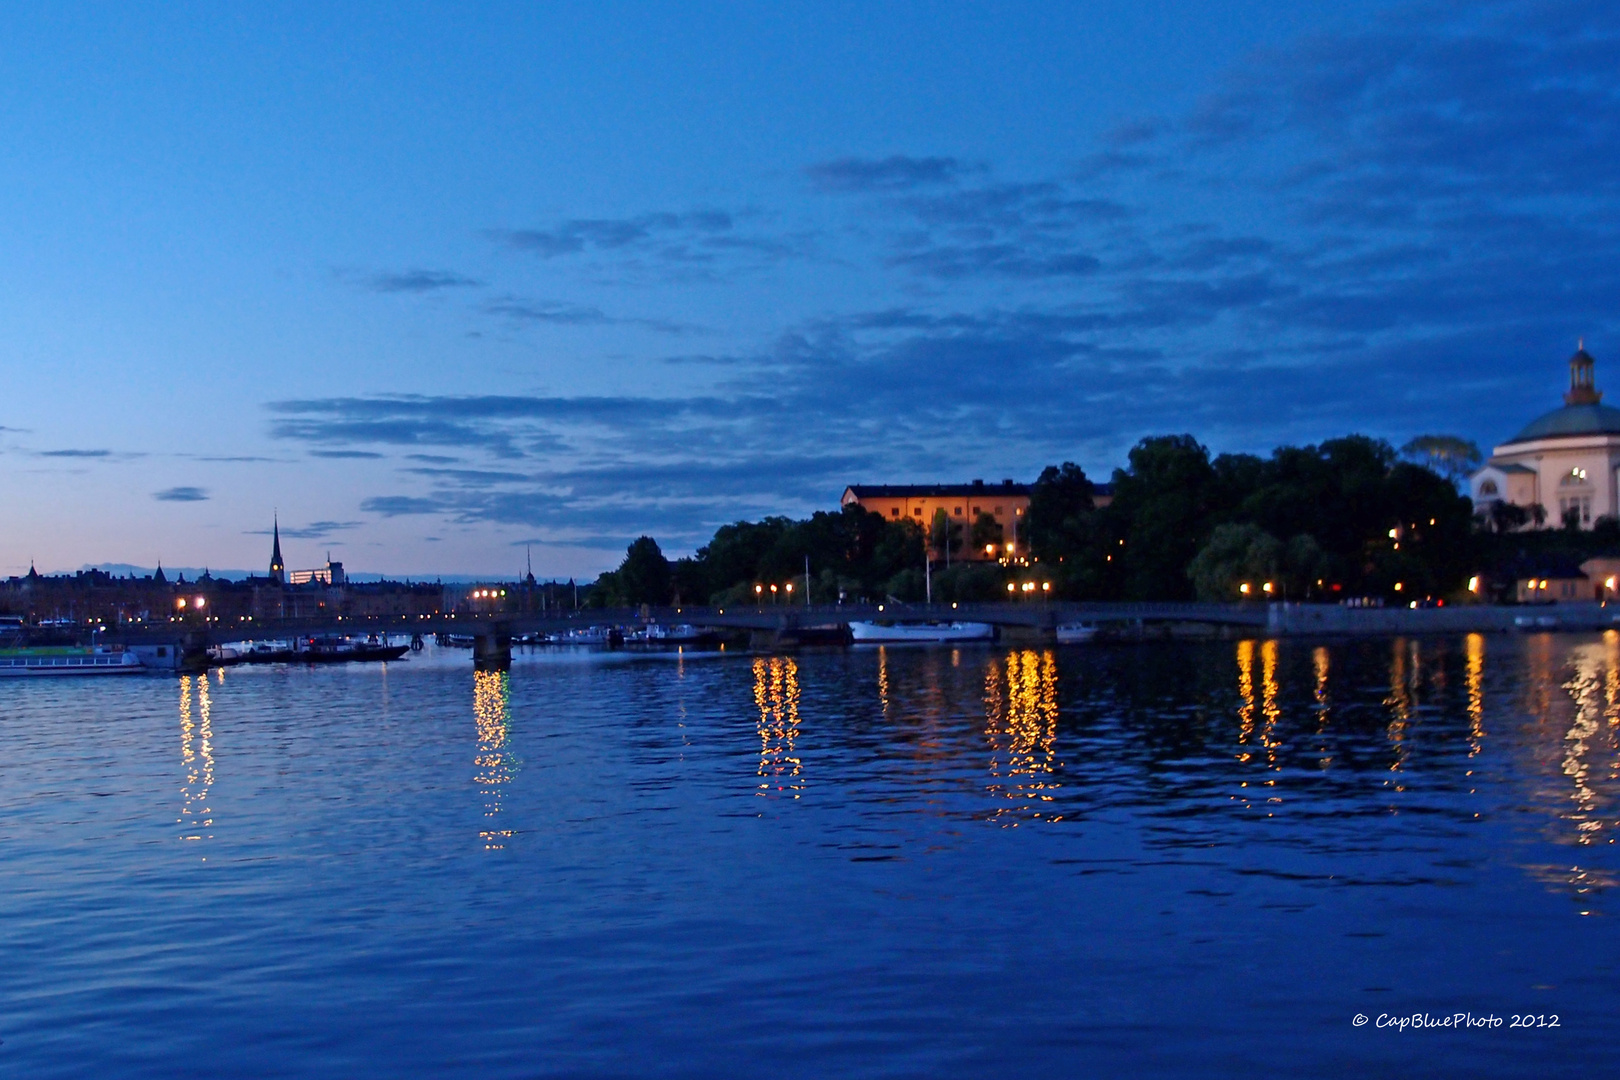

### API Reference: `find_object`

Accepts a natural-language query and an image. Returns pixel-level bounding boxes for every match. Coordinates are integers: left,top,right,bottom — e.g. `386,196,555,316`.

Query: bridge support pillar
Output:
998,623,1056,645
474,629,512,671
179,631,212,673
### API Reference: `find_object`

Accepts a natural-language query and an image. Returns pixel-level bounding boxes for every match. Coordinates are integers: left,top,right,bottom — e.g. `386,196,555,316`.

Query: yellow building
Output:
842,481,1030,560
1472,346,1620,529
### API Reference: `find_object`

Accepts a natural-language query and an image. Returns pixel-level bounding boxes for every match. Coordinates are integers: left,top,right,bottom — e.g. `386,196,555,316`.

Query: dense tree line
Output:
1026,434,1475,601
592,432,1494,607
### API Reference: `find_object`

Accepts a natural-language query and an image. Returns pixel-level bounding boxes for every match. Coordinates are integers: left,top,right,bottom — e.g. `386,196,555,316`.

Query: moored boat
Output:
1055,623,1099,643
0,646,145,676
632,623,720,646
847,621,995,643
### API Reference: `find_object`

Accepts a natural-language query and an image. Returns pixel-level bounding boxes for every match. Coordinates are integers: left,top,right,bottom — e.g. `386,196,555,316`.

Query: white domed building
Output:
1471,347,1620,529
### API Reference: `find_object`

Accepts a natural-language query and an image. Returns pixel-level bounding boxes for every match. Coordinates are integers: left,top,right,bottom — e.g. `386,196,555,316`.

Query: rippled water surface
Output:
3,634,1619,1077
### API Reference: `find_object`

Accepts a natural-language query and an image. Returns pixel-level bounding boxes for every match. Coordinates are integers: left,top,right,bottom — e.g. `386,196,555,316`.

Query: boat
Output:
1056,623,1099,643
0,645,145,677
293,636,410,663
231,637,409,664
232,641,299,664
558,626,622,646
847,621,995,643
633,623,720,646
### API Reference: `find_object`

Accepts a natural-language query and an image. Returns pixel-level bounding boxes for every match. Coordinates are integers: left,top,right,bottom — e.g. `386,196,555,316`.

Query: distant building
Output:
288,559,345,586
1472,346,1620,529
840,478,1114,561
1509,554,1591,603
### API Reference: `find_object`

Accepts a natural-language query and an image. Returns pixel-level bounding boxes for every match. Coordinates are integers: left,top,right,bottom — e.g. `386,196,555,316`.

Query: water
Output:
1,634,1617,1077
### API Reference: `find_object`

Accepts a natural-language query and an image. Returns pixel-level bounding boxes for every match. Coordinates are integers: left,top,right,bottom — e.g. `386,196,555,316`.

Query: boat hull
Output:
848,621,995,643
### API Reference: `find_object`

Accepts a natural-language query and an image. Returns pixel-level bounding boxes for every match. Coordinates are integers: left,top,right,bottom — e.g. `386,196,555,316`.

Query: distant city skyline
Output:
3,1,1616,578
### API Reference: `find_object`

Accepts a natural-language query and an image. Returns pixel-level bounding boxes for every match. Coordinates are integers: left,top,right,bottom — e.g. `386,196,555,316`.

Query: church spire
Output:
269,513,285,584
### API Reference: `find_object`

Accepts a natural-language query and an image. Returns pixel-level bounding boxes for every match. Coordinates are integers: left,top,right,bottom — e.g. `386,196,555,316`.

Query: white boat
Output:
636,623,718,645
0,646,145,677
1056,623,1099,643
848,621,995,643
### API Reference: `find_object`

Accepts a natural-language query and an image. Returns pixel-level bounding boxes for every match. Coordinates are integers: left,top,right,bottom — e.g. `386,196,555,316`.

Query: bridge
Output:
92,601,1263,668
85,598,1618,671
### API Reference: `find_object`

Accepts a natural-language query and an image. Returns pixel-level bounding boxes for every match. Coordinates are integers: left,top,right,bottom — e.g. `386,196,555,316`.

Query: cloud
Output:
483,208,801,283
188,455,289,463
309,449,385,459
365,269,484,293
361,496,445,517
486,211,734,258
39,448,113,458
153,486,209,502
245,520,363,540
804,155,979,192
481,296,695,334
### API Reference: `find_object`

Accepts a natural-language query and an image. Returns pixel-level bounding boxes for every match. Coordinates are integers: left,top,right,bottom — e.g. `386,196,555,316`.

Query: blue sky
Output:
2,0,1616,578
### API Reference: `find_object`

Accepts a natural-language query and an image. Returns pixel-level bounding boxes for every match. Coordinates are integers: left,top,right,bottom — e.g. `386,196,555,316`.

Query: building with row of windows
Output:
841,478,1114,561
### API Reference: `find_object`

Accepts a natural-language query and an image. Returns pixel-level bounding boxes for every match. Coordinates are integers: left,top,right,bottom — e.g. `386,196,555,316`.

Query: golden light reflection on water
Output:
1466,633,1486,756
1260,639,1281,768
1385,638,1416,778
754,656,803,798
983,649,1060,824
1313,646,1331,769
473,669,515,849
877,647,890,718
1558,641,1606,847
1236,639,1255,762
177,674,213,842
1518,632,1620,898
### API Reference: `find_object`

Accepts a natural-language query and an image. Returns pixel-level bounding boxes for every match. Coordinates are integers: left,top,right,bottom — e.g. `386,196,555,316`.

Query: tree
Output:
1108,435,1221,600
969,512,1003,553
929,508,963,563
1026,462,1094,554
1485,500,1529,534
1400,435,1483,489
616,536,672,606
1188,523,1282,601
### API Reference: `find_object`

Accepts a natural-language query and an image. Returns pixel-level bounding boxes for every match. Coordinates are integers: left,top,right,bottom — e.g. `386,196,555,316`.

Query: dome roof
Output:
1504,402,1620,444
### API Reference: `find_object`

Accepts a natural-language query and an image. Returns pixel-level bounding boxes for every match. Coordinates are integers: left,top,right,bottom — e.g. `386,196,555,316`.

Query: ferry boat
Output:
0,645,145,677
847,621,995,644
